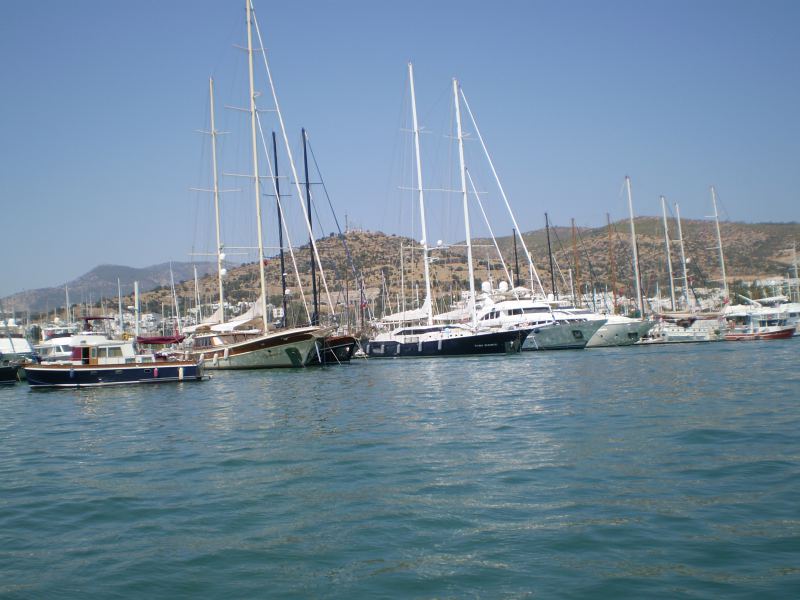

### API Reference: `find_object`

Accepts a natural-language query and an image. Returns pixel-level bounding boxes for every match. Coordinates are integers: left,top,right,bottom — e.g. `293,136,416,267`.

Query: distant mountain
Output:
1,262,215,314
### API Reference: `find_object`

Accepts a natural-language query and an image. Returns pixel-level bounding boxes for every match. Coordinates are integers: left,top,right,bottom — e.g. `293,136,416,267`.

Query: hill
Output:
4,219,798,320
112,218,800,321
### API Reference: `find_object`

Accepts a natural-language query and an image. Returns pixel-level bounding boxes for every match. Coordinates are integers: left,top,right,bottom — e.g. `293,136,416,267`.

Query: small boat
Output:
21,318,204,388
639,313,724,344
723,308,795,341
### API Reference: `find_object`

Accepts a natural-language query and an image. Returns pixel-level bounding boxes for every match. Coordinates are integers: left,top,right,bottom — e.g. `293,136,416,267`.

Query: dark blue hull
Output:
365,329,527,358
23,362,204,388
307,335,358,366
0,365,19,384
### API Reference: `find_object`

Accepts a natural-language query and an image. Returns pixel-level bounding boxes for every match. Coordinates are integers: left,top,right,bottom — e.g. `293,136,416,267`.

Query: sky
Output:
2,0,799,297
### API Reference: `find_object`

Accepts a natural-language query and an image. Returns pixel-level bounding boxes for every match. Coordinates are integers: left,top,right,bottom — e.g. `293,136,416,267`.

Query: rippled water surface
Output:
2,339,799,598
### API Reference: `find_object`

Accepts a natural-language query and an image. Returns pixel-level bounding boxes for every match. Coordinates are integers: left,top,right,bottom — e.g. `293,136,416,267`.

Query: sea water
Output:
1,339,798,598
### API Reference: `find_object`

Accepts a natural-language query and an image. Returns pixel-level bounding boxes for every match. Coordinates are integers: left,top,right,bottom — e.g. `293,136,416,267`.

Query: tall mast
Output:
134,281,140,339
246,0,269,331
117,278,124,336
273,131,287,326
453,78,477,327
408,63,433,325
674,202,690,310
546,213,557,299
661,195,676,311
710,185,729,303
625,176,644,315
208,77,226,324
793,242,799,302
302,128,318,325
606,213,617,313
169,263,182,335
193,265,202,322
572,218,581,307
400,244,405,318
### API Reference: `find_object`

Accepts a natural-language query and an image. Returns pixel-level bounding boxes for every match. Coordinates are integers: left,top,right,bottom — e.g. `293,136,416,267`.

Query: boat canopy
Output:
381,297,432,324
183,305,224,334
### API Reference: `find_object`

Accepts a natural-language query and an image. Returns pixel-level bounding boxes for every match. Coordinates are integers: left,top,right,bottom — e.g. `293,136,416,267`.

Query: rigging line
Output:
459,87,546,297
255,110,311,322
305,135,369,307
251,6,336,320
610,221,636,303
575,226,600,290
466,169,517,298
548,225,575,292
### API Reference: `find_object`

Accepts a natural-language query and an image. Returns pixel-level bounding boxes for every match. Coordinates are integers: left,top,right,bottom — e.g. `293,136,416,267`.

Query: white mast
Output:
170,263,182,335
117,278,124,336
661,195,676,311
193,265,202,322
674,202,691,311
246,0,269,331
408,62,433,325
710,185,729,303
208,76,226,324
134,281,140,338
453,78,477,328
400,244,405,318
459,89,546,297
625,176,643,316
793,242,799,302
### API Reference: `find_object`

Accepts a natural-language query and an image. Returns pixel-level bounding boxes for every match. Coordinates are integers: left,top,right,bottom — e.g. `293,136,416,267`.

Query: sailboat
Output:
724,300,795,340
643,195,725,343
182,1,323,369
365,66,528,358
572,176,654,347
296,128,358,365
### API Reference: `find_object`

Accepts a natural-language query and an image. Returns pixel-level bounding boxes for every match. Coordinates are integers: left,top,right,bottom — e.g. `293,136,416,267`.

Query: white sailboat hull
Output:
190,326,321,369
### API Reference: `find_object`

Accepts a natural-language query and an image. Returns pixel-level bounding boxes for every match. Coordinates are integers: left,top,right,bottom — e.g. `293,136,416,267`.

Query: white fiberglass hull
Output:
523,320,606,351
586,319,654,347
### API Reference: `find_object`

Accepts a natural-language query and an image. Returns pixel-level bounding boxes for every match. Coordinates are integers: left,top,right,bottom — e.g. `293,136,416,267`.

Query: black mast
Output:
302,128,318,325
545,213,557,298
512,228,519,288
273,131,288,327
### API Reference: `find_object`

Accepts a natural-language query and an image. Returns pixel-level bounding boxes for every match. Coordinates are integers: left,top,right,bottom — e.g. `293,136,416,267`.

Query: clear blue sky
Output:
2,0,798,297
